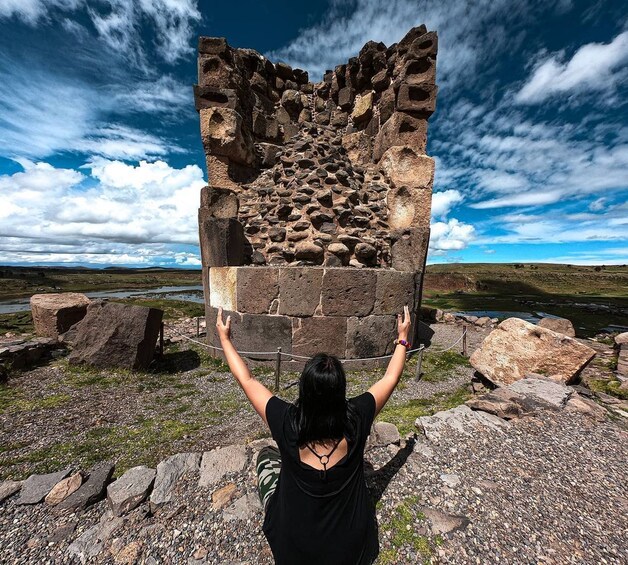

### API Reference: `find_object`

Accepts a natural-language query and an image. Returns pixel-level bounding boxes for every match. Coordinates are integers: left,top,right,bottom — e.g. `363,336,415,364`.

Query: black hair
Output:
292,353,358,447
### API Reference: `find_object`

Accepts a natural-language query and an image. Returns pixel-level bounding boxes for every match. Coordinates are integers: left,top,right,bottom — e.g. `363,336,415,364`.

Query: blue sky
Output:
0,0,626,268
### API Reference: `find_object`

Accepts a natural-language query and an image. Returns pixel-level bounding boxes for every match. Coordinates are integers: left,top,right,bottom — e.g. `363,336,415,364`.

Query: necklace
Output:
306,439,342,480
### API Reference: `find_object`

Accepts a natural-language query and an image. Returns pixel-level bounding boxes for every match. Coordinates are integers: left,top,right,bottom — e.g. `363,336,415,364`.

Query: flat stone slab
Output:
67,511,124,563
508,377,572,408
417,405,509,442
199,445,248,488
470,317,595,386
56,461,115,513
465,386,554,419
107,466,156,517
45,472,83,505
150,452,201,511
422,508,470,536
0,479,22,503
17,468,71,505
223,493,261,521
367,421,400,449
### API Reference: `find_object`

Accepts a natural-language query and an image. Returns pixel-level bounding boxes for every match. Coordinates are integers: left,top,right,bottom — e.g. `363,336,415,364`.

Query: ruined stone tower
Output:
195,26,438,366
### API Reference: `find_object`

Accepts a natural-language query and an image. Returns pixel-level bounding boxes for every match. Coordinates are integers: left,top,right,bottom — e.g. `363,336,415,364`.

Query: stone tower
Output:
195,26,437,367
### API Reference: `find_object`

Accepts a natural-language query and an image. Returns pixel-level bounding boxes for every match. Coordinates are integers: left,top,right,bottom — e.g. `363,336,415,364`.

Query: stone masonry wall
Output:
195,25,438,362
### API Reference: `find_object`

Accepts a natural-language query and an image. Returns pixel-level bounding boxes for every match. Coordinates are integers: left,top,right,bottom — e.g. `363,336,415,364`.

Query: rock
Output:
0,479,22,503
45,472,83,505
30,293,90,338
475,316,491,327
211,483,238,510
223,492,261,521
565,393,607,421
277,268,323,316
68,300,163,370
113,540,142,564
465,387,552,419
56,461,115,512
346,315,396,358
292,316,347,358
17,468,71,505
150,453,201,511
351,92,373,123
508,377,573,408
321,268,377,316
67,511,124,563
294,241,324,263
354,242,377,265
469,318,596,386
615,332,628,345
417,405,509,442
199,186,239,218
198,214,246,267
367,422,400,448
439,474,460,488
107,466,156,517
200,107,253,165
199,445,248,488
538,316,576,337
423,508,470,536
379,146,434,189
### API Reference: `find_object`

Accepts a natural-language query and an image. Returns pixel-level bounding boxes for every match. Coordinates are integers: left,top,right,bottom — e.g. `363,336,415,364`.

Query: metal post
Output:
462,324,468,357
196,317,200,338
274,347,282,392
414,345,425,381
159,322,164,357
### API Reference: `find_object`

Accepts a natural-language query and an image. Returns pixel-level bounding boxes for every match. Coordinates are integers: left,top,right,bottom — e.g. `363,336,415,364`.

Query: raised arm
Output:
216,307,273,425
368,305,411,416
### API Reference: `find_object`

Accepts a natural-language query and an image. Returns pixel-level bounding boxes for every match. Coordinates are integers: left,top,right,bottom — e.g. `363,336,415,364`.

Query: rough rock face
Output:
470,318,596,386
30,293,90,338
195,25,438,364
538,316,576,337
107,466,156,517
67,301,163,370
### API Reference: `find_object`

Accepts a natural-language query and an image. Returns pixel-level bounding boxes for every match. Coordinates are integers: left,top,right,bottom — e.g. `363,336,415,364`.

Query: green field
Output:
424,263,628,337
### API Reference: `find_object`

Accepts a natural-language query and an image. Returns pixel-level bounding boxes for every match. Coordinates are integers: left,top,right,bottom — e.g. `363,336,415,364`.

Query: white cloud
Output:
113,75,192,114
431,189,463,218
0,159,206,265
471,190,563,209
516,31,628,104
429,219,475,251
0,0,201,65
588,197,607,212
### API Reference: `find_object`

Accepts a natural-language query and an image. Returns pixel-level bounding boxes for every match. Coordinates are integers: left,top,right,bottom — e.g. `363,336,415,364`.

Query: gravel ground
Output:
1,320,625,564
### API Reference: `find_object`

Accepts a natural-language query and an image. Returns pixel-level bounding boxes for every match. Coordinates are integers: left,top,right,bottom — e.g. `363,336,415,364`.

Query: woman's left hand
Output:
216,307,232,342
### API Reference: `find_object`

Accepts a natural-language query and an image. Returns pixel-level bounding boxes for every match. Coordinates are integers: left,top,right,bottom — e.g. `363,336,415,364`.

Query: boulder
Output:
416,405,508,442
538,316,576,337
465,386,554,419
67,301,163,370
615,332,628,345
17,468,71,505
150,453,201,511
199,445,248,488
367,422,400,448
470,318,595,386
45,472,83,505
107,466,156,517
0,479,22,503
30,293,90,338
56,461,115,512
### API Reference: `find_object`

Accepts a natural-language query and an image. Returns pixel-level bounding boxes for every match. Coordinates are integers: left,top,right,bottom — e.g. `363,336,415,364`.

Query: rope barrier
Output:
168,322,464,363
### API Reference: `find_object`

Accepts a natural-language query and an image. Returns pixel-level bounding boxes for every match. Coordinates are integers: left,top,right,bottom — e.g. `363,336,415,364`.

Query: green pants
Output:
256,446,282,512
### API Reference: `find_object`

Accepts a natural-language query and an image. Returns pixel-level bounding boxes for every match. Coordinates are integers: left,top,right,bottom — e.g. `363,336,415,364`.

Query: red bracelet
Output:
394,339,411,348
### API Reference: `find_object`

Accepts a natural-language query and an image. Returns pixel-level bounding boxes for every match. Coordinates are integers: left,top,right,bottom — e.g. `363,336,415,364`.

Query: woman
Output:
215,305,412,565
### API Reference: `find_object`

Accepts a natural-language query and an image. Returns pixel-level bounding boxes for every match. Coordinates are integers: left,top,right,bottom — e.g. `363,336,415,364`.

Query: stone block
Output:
346,315,397,358
209,267,238,311
198,36,229,56
150,453,201,511
407,31,438,59
205,155,239,190
374,270,415,315
199,445,248,487
400,57,436,85
67,301,162,370
391,228,430,272
30,293,90,339
237,267,279,314
351,92,373,124
396,83,438,116
198,55,237,89
198,215,246,267
193,86,238,111
342,132,372,166
373,112,428,162
107,466,156,517
230,313,293,357
321,269,377,316
470,318,596,386
380,146,434,189
387,186,432,229
200,107,254,166
200,186,239,218
292,316,347,358
278,268,323,316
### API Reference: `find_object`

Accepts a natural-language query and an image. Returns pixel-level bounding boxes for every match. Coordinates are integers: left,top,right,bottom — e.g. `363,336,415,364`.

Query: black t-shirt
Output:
263,392,379,565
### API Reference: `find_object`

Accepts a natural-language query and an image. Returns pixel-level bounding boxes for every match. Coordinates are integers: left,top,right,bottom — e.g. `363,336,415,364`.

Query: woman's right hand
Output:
397,305,411,341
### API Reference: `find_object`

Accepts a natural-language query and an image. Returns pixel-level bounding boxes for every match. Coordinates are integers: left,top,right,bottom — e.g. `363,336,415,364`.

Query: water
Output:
454,310,541,323
0,285,204,314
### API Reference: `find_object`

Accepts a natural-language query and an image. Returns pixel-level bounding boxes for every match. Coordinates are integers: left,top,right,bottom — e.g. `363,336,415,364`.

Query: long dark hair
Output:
292,353,358,447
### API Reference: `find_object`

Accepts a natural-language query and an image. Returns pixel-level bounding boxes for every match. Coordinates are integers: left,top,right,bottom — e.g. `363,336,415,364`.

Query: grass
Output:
0,386,71,415
0,311,33,336
378,386,471,436
418,351,471,383
588,378,628,400
111,297,204,319
378,496,435,564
